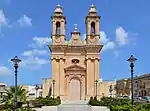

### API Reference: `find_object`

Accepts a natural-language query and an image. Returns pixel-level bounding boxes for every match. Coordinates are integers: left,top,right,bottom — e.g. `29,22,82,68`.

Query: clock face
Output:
55,37,61,43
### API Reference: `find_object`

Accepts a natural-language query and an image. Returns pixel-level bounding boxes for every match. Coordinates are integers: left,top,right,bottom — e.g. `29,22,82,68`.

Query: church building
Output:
42,4,115,100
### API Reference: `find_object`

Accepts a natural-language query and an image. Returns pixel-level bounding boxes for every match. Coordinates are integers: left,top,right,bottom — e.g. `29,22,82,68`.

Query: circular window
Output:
72,59,79,64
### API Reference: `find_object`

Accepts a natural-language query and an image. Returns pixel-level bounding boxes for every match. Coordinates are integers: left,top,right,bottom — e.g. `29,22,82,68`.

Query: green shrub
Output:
88,96,100,106
110,104,136,111
110,104,150,111
19,107,36,111
88,96,150,111
30,97,61,107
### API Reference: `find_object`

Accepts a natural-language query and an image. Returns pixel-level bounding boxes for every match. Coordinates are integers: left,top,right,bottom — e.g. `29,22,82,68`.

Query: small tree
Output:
2,86,28,110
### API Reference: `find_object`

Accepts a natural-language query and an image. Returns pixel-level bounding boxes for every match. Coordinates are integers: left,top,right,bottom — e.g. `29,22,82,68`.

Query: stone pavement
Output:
34,100,110,111
58,100,91,111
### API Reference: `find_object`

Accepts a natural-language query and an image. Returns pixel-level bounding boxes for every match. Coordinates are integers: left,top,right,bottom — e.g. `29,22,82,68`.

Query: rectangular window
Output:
29,93,35,96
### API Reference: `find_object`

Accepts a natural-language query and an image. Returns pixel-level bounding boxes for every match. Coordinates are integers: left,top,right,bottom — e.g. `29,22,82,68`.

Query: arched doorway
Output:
69,78,81,100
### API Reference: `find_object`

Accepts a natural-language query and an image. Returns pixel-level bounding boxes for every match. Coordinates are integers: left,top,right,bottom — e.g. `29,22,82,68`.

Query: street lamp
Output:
52,80,55,99
127,55,137,105
95,80,98,98
109,85,113,97
11,56,21,111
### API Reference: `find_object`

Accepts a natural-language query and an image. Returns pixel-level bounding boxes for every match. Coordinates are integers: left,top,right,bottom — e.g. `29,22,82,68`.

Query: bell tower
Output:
85,4,100,45
51,4,66,45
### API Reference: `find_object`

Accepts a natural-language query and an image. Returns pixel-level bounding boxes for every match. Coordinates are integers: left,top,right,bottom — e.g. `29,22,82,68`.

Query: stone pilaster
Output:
59,58,65,97
51,57,60,97
86,57,95,97
65,75,69,98
94,57,100,95
81,75,86,100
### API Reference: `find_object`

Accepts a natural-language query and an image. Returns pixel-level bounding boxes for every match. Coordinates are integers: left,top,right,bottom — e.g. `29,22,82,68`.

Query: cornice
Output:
85,56,100,61
51,56,65,61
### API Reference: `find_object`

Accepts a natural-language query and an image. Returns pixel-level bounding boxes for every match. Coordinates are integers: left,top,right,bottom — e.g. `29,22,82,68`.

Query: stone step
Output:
58,105,91,111
34,100,110,111
61,100,89,105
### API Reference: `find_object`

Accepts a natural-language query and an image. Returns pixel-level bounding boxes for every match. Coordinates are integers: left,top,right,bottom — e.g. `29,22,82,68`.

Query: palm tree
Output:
2,85,28,110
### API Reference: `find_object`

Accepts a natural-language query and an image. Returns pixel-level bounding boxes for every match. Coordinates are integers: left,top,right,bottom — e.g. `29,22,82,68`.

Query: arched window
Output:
90,22,95,34
142,90,143,96
144,90,147,96
139,91,141,96
56,22,61,34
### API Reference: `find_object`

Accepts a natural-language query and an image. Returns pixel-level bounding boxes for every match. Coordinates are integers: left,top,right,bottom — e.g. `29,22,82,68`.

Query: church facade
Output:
47,4,103,100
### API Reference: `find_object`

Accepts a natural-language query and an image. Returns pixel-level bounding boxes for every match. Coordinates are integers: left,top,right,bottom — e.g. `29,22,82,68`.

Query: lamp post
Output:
127,55,137,105
11,56,21,111
109,85,113,97
52,80,55,99
95,80,98,98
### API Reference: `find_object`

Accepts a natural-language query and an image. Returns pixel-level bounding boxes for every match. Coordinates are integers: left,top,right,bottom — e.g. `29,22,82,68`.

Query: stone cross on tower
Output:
74,24,78,32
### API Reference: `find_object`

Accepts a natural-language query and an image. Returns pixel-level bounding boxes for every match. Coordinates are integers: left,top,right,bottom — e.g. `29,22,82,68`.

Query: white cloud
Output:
116,26,129,46
0,10,8,25
28,43,37,48
100,31,116,52
100,31,110,44
0,66,12,75
29,36,52,48
18,15,32,27
21,49,48,57
20,57,49,69
0,9,11,35
81,33,86,40
102,41,116,51
20,36,51,70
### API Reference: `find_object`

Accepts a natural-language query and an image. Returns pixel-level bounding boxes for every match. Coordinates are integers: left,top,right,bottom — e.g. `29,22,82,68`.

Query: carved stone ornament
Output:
89,35,96,43
55,35,61,43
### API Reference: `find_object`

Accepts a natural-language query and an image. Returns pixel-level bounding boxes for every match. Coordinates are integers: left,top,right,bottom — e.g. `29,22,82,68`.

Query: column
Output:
59,59,65,97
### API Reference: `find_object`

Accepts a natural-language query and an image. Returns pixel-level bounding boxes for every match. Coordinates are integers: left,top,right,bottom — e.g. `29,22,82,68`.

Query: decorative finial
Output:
54,4,63,14
57,4,60,7
91,4,95,7
74,24,78,32
89,4,97,13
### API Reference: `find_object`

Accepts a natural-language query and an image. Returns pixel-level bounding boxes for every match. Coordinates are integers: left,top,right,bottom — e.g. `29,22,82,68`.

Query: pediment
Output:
64,65,86,71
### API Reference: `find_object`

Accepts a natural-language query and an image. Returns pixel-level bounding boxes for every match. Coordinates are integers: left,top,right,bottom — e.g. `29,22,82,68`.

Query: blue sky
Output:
0,0,150,86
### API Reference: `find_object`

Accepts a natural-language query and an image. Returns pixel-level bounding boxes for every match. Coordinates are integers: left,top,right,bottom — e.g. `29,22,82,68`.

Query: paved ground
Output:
34,100,110,111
